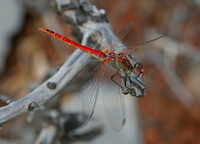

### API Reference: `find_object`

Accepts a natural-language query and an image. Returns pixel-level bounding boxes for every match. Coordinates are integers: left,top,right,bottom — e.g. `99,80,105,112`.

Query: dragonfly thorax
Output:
106,52,131,74
105,52,145,79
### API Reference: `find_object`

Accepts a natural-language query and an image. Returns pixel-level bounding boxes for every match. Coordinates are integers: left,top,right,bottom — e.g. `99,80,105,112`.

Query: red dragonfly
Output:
39,22,146,131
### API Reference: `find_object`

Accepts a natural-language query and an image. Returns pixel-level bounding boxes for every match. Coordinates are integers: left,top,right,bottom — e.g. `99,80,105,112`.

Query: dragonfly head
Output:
130,63,145,79
124,54,146,97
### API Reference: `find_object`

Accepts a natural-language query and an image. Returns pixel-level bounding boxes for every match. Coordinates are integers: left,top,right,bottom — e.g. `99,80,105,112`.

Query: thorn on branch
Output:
57,66,60,71
28,102,39,112
0,95,13,104
47,82,57,89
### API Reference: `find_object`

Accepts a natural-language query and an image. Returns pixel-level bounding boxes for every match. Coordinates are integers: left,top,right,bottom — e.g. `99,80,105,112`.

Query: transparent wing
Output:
100,67,126,132
82,62,107,125
100,22,134,52
121,35,165,53
112,22,133,46
111,22,134,52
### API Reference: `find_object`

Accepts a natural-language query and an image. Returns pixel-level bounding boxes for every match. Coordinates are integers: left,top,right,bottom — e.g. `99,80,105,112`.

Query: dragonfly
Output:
39,22,146,131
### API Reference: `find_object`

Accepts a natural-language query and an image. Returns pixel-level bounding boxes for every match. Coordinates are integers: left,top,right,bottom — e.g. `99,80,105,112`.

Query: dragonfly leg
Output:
129,76,146,90
122,75,136,95
126,76,147,97
111,72,131,95
111,72,124,89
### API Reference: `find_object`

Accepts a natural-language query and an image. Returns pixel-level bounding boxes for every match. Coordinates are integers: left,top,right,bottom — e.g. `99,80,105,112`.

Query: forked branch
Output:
0,0,115,126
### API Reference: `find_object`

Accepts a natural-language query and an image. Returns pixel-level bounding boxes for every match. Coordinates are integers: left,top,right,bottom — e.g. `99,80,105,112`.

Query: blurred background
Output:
0,0,200,143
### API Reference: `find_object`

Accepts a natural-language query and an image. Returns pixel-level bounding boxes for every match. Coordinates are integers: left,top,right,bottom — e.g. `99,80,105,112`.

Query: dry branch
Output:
0,0,113,126
145,30,200,107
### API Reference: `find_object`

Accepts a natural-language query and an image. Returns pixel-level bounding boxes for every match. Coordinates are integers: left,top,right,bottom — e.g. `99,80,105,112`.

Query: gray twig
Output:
145,30,200,107
0,0,113,126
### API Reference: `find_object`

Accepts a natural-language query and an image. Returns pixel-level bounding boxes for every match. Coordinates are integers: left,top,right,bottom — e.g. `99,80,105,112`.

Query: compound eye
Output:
135,63,143,69
133,67,141,76
139,68,145,77
131,63,145,78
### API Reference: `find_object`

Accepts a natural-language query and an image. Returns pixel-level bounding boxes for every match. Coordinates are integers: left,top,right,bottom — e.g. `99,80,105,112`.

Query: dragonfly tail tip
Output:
38,28,45,32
